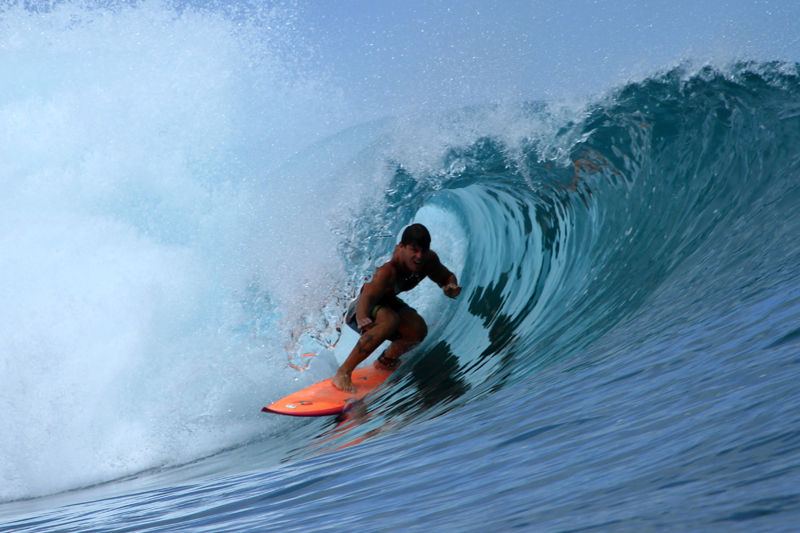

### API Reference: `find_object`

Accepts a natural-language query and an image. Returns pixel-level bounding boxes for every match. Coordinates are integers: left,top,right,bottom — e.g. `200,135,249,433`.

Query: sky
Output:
294,0,800,115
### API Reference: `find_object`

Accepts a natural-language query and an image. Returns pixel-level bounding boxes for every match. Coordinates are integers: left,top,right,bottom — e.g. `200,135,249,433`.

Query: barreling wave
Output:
298,60,800,448
3,9,798,492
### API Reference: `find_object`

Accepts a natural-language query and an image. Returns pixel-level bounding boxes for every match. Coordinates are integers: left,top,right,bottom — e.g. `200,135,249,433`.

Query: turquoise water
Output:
2,1,800,531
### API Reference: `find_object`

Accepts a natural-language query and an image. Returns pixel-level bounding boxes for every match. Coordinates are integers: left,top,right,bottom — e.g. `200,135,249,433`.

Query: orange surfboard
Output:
262,365,394,417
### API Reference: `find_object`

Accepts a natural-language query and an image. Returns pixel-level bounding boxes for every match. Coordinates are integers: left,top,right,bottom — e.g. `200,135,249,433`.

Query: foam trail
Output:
0,0,356,500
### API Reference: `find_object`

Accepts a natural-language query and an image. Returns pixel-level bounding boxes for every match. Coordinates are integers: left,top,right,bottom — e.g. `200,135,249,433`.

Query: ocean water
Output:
2,1,800,531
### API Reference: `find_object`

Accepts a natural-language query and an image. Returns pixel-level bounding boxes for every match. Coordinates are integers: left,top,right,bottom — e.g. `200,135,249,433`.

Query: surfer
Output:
331,223,462,393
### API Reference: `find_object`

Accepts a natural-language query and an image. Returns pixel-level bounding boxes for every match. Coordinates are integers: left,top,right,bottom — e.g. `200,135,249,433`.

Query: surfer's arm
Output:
356,265,393,331
426,252,462,298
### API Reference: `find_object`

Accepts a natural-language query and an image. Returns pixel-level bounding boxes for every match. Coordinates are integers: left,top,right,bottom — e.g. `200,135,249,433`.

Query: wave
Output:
2,0,799,501
295,60,800,448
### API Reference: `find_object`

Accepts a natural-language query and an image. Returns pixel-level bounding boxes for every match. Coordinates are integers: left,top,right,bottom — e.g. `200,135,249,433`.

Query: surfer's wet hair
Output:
401,223,431,250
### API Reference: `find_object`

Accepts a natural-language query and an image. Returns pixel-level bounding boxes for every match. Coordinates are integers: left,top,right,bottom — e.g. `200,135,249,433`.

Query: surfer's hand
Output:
443,284,462,298
357,317,374,332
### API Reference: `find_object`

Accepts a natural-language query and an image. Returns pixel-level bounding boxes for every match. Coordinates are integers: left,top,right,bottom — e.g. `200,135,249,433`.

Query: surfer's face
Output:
401,243,428,272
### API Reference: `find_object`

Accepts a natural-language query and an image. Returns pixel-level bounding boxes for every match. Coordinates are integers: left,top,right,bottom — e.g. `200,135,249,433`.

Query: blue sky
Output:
295,0,800,114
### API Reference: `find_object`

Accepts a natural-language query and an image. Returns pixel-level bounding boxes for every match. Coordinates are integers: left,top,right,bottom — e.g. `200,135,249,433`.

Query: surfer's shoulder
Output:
372,261,397,287
422,249,442,276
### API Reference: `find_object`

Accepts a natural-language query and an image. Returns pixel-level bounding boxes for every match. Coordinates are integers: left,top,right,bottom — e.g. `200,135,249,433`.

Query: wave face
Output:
332,62,800,414
3,2,800,530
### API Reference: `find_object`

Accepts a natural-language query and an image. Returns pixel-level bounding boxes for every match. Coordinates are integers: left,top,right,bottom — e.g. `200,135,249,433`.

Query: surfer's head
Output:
401,223,431,251
399,224,431,272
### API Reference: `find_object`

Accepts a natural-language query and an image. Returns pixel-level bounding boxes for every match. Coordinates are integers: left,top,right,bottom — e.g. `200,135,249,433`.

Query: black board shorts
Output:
345,294,414,335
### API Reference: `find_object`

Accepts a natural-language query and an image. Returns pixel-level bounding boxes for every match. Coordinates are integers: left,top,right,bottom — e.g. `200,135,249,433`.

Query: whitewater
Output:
2,1,800,531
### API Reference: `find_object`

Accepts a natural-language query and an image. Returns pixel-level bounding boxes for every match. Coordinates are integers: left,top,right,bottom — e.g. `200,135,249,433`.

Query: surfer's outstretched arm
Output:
426,251,462,299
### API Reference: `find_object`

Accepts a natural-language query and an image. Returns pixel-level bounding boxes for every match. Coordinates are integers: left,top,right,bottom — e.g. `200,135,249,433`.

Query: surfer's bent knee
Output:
402,311,427,343
418,320,428,341
375,306,401,336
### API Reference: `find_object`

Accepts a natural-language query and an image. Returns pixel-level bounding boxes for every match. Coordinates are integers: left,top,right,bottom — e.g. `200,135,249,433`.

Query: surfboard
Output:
262,365,394,417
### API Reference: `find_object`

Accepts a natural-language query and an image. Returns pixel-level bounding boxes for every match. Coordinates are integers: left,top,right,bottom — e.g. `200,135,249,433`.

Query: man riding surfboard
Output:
332,223,461,393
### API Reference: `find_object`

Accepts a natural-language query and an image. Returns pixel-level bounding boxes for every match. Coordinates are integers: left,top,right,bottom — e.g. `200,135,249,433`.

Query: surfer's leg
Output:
377,308,427,368
332,307,400,393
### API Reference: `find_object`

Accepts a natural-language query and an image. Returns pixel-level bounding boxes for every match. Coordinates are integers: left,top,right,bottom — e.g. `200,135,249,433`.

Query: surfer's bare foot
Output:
331,370,355,393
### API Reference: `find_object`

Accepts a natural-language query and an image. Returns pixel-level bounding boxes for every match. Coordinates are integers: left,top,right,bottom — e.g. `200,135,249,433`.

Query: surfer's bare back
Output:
332,223,461,393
